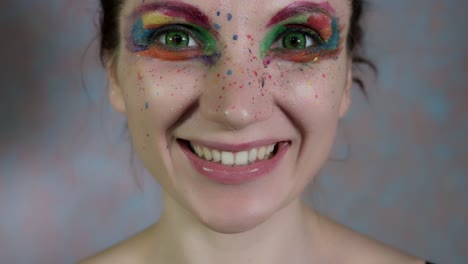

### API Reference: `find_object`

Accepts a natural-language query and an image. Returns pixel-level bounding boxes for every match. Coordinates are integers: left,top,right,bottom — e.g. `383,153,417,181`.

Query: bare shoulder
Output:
78,227,153,264
316,215,426,264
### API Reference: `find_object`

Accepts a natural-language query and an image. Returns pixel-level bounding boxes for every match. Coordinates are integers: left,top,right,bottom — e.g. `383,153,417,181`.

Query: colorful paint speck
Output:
233,34,238,40
227,69,233,75
227,13,233,21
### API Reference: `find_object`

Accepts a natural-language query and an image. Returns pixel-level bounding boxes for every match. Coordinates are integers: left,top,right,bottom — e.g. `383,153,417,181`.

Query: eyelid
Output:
148,24,204,49
269,25,323,51
274,25,323,44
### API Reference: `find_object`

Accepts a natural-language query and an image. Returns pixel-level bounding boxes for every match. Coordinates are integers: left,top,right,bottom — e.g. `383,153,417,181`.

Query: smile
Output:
179,139,290,185
189,142,278,166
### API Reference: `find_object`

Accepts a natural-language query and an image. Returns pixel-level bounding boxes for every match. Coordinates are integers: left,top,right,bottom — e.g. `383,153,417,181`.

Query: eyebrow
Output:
267,1,336,27
132,1,211,29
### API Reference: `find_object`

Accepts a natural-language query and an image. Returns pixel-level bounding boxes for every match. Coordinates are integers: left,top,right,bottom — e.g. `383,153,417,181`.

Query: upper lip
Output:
178,138,290,152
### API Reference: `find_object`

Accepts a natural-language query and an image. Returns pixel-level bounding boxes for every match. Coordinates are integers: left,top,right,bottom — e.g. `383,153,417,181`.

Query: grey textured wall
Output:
0,0,466,263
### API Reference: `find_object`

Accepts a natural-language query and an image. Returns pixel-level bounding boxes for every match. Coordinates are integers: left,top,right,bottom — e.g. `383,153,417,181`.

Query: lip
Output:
178,140,290,185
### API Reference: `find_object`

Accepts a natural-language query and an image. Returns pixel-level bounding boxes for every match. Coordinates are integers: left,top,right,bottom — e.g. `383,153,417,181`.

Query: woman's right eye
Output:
132,22,215,61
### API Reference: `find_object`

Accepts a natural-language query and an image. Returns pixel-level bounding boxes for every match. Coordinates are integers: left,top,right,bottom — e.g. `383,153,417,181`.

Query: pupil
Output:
283,33,306,49
165,32,188,47
290,37,300,47
172,35,182,45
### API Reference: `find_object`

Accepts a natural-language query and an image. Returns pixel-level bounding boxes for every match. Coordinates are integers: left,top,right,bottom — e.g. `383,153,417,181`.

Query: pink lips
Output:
180,141,290,185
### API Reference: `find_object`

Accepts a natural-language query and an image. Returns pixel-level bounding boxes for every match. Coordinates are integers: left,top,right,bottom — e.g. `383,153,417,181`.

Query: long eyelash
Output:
261,16,342,63
133,23,200,50
275,25,323,45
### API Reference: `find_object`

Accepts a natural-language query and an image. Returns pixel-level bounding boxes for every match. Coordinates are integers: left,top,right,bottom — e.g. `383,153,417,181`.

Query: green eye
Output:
281,32,312,50
156,29,197,48
164,31,189,47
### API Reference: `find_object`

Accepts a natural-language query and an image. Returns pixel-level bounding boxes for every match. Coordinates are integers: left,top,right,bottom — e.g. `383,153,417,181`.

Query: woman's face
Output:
109,0,352,233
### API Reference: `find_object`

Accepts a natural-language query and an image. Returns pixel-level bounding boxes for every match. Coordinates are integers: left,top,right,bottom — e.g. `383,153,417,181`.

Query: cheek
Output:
118,57,206,138
267,60,347,127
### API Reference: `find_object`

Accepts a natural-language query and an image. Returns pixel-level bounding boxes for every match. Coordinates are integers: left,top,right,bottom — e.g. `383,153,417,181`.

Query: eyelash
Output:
270,26,323,50
132,23,216,61
146,25,199,49
131,19,338,63
263,23,340,63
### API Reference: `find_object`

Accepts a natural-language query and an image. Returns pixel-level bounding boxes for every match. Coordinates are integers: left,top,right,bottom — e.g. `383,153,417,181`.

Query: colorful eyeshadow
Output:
260,4,342,64
132,2,211,29
129,12,218,62
142,13,174,27
267,1,337,27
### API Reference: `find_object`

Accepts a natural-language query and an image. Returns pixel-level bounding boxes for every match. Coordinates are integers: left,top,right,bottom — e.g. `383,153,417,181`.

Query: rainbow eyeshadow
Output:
260,1,342,64
127,2,218,63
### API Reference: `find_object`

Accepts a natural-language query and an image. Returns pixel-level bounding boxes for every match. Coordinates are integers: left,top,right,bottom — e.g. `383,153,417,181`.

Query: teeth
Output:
190,142,277,166
212,149,221,162
248,148,257,163
267,144,274,154
221,151,235,166
235,151,249,166
258,146,266,160
194,145,203,157
203,147,212,161
266,144,275,158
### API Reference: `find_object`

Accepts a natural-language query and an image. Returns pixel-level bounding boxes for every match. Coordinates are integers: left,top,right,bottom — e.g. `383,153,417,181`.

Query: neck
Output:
149,193,320,264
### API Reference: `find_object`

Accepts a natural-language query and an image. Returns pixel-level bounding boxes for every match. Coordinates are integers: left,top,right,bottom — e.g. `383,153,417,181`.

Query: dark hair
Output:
99,0,375,93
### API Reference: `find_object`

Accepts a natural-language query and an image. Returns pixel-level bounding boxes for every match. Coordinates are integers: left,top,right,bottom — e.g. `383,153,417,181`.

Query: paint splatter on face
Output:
260,1,342,65
111,0,353,237
127,2,218,63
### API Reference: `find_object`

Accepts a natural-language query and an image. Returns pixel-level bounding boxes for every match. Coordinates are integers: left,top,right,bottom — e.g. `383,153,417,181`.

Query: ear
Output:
338,58,352,118
106,56,127,114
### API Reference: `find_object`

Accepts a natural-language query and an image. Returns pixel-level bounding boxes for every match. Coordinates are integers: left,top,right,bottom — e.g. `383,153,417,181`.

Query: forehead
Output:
120,0,351,22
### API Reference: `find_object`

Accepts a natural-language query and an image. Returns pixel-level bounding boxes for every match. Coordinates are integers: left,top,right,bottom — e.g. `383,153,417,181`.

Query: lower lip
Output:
180,141,290,185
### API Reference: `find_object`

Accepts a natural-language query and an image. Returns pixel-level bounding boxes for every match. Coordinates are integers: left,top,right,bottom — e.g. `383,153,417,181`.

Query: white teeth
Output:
258,146,266,160
221,151,235,166
189,142,278,166
203,147,212,161
248,148,257,163
235,151,249,166
212,149,221,162
266,144,275,157
194,145,203,157
267,144,274,154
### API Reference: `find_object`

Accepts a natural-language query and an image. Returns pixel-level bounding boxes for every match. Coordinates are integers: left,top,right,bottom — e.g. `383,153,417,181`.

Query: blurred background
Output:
0,0,466,263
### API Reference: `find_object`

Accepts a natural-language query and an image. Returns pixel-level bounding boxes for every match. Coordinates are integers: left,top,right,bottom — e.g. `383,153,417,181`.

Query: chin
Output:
196,203,278,234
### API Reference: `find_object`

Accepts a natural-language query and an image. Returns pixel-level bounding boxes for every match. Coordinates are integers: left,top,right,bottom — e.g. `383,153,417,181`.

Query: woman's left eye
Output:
280,31,314,50
269,28,321,51
156,30,198,49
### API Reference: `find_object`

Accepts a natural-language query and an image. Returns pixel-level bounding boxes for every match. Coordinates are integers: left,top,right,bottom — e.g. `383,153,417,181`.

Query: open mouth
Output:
179,140,282,167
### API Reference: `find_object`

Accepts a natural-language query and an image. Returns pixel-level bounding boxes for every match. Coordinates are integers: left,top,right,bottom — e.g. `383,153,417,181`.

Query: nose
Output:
199,44,274,130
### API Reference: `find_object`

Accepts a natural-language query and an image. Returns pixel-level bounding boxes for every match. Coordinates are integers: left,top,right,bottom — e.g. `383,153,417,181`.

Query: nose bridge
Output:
199,36,273,130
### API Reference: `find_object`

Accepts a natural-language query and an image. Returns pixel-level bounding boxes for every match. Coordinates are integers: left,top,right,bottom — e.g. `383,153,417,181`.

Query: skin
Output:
81,0,425,263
